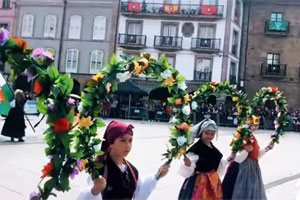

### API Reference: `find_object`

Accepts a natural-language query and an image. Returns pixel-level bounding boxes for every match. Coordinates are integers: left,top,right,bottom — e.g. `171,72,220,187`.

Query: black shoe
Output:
10,138,14,142
18,138,25,142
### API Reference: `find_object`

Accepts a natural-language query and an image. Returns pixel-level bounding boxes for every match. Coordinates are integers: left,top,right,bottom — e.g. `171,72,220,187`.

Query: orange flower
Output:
252,115,260,125
34,80,43,94
79,116,93,128
176,148,185,158
53,117,70,134
91,73,104,83
106,82,112,93
269,87,278,93
138,58,149,70
41,162,54,178
175,99,182,105
177,122,191,132
184,94,190,103
13,37,28,51
230,139,234,146
133,61,142,74
210,81,219,86
235,132,241,139
165,77,175,86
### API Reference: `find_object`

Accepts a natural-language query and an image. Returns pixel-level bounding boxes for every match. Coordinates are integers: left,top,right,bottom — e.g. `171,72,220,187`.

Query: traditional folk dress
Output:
178,139,227,200
78,155,158,200
222,136,268,200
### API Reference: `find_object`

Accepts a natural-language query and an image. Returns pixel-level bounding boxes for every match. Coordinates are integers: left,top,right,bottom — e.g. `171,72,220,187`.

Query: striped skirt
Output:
179,171,222,200
232,158,267,200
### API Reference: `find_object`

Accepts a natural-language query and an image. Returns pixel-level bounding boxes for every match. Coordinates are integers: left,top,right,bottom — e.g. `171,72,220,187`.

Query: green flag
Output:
0,73,14,116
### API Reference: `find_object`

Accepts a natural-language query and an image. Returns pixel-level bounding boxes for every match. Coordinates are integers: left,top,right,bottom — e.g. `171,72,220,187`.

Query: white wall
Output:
117,0,244,82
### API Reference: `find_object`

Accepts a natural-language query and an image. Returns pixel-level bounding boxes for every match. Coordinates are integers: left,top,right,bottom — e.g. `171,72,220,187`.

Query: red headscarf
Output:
97,121,134,162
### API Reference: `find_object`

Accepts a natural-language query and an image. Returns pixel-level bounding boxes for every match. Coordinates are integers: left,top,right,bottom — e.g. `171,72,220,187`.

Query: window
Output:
162,23,177,37
68,15,82,39
194,58,211,81
93,16,106,40
164,0,179,3
267,53,280,65
65,49,79,73
90,50,104,74
160,54,176,68
231,30,239,56
0,23,8,30
44,15,57,38
271,12,283,21
161,23,178,46
21,14,34,37
266,53,280,74
122,52,139,60
2,0,10,8
234,0,241,24
127,21,142,35
229,62,237,84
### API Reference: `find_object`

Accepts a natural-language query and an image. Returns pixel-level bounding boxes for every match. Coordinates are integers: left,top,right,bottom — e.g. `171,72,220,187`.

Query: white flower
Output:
160,69,172,79
182,105,191,116
169,116,177,124
242,124,249,129
177,136,187,146
277,112,281,118
191,101,198,110
178,82,187,91
116,71,131,82
93,144,102,152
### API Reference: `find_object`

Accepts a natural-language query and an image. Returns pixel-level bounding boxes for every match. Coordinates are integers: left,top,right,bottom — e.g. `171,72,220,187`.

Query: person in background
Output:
1,89,26,142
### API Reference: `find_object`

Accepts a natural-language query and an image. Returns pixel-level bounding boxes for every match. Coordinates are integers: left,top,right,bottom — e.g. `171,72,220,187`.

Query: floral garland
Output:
1,28,192,199
189,82,252,152
0,28,288,199
229,87,288,152
250,87,288,144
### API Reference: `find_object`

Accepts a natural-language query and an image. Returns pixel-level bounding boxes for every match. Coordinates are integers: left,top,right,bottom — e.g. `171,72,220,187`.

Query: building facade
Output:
15,0,119,84
0,0,17,35
240,0,300,109
116,0,243,87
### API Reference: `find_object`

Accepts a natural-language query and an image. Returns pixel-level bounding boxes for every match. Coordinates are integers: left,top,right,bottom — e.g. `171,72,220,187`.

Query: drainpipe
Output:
57,0,67,72
113,0,121,54
238,1,251,91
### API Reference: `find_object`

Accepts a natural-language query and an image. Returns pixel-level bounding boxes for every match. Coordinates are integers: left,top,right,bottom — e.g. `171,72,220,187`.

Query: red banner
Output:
202,5,217,15
128,2,141,12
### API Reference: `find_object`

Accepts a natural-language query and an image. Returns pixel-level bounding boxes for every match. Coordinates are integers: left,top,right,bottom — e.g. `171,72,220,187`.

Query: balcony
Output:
154,36,183,50
118,34,147,49
120,1,224,20
261,63,286,78
194,71,212,82
265,20,290,36
191,38,221,53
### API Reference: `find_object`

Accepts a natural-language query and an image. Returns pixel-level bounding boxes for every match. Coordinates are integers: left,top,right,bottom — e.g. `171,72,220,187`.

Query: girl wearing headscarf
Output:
178,119,230,200
78,120,169,200
222,116,274,200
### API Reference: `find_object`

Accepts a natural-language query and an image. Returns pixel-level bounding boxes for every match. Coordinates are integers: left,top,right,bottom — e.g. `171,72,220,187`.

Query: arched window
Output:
69,15,82,39
90,50,104,74
44,15,57,38
66,49,79,73
93,16,106,40
21,14,34,37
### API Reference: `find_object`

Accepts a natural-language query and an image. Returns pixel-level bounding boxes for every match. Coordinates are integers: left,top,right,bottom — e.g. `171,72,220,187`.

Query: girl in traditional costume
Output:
178,119,232,200
78,120,169,200
222,116,274,200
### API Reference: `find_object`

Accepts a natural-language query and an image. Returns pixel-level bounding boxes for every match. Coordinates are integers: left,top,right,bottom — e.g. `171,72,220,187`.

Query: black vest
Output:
100,155,139,200
187,139,223,172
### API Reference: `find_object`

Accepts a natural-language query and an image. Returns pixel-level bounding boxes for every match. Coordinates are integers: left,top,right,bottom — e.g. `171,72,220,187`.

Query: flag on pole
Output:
0,73,14,116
